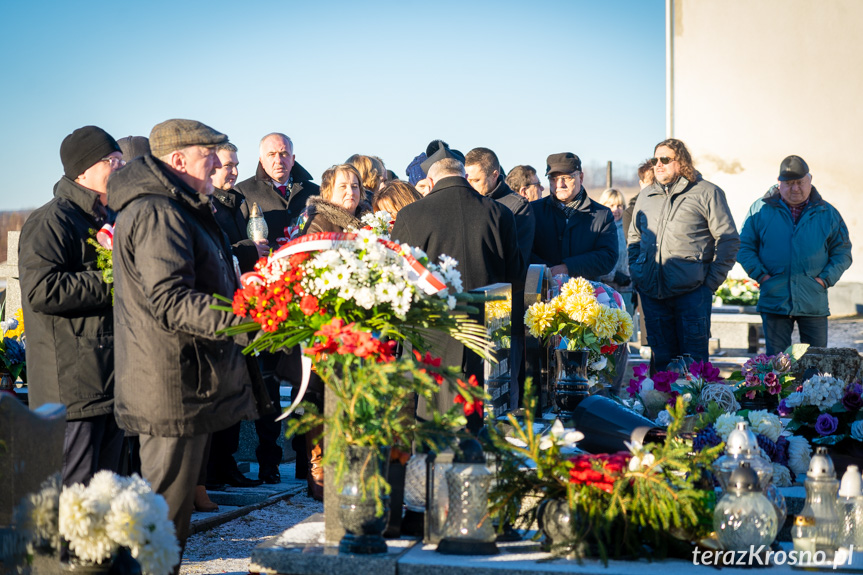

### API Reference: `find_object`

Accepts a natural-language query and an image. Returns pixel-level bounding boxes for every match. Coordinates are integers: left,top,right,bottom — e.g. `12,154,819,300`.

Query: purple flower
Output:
652,371,678,393
626,378,641,397
632,363,650,380
742,354,771,378
690,360,722,383
843,389,863,412
815,413,839,436
764,371,782,395
778,399,793,417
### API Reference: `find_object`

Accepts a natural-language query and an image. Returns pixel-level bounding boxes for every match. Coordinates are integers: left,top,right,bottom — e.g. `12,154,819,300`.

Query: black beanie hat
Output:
60,126,121,180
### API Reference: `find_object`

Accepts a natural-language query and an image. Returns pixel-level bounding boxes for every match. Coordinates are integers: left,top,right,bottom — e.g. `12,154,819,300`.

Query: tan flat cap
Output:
149,119,227,158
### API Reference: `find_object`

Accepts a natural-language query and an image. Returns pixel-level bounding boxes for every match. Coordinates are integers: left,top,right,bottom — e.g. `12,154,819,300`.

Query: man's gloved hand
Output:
613,271,631,287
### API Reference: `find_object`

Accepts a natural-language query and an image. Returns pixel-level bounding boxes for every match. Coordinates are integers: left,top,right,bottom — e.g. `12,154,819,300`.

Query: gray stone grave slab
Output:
792,346,862,383
0,395,65,527
710,312,763,352
0,231,21,321
250,513,415,575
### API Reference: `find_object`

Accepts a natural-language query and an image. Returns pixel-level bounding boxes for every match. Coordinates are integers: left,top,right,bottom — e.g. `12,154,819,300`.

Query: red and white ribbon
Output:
96,224,114,250
266,232,448,295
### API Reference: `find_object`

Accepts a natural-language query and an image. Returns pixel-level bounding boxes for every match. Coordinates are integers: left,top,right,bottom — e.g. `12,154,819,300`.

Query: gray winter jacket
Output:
107,156,259,437
627,175,740,299
19,177,114,420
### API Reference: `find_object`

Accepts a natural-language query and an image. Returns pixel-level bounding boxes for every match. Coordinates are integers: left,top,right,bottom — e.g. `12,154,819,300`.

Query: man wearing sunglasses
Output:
738,155,851,355
627,138,739,371
19,126,125,486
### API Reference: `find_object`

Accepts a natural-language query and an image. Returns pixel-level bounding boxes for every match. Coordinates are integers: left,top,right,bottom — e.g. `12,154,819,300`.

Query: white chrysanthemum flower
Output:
447,295,456,309
88,470,128,500
748,410,782,442
715,413,746,441
105,490,151,548
787,435,812,476
655,410,672,427
353,287,376,309
852,420,863,442
133,521,180,575
772,463,793,487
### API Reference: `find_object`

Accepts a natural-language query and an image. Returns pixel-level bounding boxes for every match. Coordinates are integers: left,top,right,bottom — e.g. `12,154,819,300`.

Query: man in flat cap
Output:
628,139,739,371
531,152,618,279
738,155,852,355
391,151,524,426
19,125,124,487
107,119,263,563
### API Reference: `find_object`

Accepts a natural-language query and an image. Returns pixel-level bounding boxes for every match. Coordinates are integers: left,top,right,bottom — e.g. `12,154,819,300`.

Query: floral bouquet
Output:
216,232,493,512
15,471,179,575
730,344,808,403
219,231,491,358
87,223,114,303
714,277,760,306
348,210,394,237
625,360,738,425
524,277,633,367
1,307,26,384
782,373,863,447
489,393,721,562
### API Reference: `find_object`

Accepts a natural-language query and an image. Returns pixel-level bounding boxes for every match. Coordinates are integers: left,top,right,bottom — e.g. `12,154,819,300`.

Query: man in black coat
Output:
531,152,618,279
391,154,524,423
233,132,320,484
212,142,269,274
234,133,320,247
465,147,535,409
20,126,125,487
108,119,262,557
207,141,267,489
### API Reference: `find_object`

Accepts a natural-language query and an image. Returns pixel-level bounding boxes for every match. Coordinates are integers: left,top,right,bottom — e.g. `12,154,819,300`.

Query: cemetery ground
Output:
177,315,863,575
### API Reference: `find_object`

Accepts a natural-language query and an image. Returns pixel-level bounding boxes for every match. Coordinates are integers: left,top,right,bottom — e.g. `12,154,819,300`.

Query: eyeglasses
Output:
527,181,543,188
550,173,580,185
649,156,676,167
102,157,126,169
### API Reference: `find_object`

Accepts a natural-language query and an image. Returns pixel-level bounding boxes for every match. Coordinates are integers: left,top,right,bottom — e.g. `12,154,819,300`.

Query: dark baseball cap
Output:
546,152,582,176
778,155,809,181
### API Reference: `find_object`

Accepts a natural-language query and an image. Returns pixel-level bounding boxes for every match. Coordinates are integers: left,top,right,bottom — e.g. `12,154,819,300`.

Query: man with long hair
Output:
627,138,739,371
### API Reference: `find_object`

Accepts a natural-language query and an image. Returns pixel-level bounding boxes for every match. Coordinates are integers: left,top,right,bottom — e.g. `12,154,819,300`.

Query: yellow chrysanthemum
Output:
560,277,595,299
615,308,634,340
550,294,567,313
5,308,25,339
592,305,618,340
525,301,556,339
562,294,598,324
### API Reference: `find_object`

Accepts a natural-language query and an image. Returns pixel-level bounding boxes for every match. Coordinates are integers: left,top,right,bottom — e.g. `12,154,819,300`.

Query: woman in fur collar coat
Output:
298,164,372,235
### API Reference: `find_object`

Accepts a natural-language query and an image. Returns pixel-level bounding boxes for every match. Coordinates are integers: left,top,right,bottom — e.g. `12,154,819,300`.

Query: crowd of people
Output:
17,119,853,571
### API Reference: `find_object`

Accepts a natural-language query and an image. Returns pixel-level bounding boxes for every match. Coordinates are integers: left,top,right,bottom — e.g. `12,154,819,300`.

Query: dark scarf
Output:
552,188,587,220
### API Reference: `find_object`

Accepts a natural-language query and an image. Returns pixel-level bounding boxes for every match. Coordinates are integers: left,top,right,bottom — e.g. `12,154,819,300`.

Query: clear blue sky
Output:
0,0,665,211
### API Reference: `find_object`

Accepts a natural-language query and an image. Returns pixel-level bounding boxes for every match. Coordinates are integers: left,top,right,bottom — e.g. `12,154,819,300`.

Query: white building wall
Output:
670,0,862,312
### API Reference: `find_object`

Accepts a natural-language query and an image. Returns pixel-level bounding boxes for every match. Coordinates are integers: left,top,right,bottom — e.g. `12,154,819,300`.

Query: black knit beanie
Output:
60,126,121,180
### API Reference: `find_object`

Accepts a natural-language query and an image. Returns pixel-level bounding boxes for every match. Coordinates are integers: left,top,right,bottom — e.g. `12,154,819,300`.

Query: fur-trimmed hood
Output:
304,196,372,231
